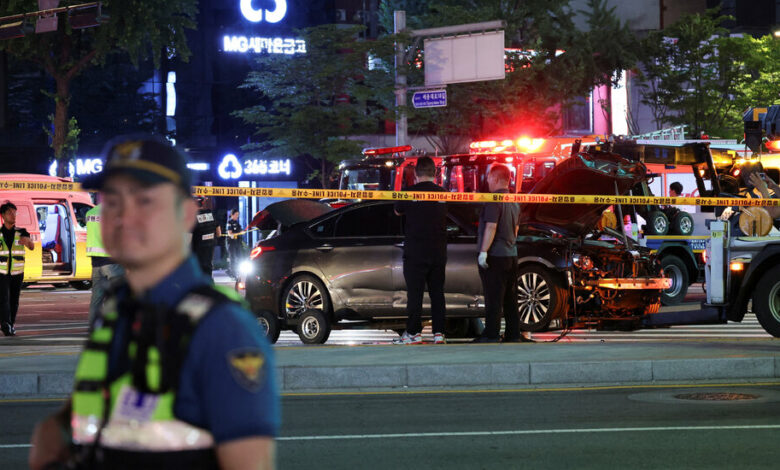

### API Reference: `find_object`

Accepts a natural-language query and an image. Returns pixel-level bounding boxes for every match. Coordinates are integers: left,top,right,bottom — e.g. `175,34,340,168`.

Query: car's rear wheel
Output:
753,265,780,338
660,255,688,305
517,266,568,332
282,274,330,318
256,310,281,344
297,309,331,344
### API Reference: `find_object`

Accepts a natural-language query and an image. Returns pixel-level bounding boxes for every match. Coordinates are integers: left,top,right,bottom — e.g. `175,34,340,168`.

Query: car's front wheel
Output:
297,309,331,344
517,266,568,332
753,265,780,338
282,274,331,318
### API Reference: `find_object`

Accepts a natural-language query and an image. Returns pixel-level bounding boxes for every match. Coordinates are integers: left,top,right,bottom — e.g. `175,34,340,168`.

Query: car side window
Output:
335,204,394,237
310,216,337,238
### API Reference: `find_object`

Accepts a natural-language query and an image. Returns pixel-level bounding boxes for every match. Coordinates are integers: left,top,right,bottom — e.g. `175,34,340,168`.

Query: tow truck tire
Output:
297,309,331,344
517,266,568,332
753,265,780,338
647,211,669,235
660,255,688,305
671,212,694,236
256,310,281,344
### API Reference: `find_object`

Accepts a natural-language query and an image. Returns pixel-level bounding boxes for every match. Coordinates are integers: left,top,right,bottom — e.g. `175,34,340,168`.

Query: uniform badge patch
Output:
227,349,266,391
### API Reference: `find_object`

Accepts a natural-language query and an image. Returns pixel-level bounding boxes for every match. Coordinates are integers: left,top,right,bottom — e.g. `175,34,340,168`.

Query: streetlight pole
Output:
394,10,407,147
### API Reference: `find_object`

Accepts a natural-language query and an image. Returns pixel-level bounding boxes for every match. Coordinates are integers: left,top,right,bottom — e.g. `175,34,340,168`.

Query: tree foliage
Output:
0,0,197,173
636,8,780,138
234,24,395,188
379,0,640,153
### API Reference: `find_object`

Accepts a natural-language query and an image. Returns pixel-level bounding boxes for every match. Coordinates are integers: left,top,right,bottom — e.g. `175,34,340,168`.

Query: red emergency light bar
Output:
766,140,780,152
362,145,412,156
469,137,546,154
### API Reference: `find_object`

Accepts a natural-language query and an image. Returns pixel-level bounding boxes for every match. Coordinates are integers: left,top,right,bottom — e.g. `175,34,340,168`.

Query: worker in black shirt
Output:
191,196,221,276
1,201,34,336
225,209,244,278
392,157,448,345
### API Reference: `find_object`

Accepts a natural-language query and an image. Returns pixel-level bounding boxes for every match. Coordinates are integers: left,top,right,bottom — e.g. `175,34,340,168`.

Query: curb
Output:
4,356,778,397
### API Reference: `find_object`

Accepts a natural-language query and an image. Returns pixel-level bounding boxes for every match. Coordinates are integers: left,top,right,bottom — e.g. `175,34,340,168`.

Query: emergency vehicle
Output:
0,174,93,288
440,136,597,194
703,220,780,337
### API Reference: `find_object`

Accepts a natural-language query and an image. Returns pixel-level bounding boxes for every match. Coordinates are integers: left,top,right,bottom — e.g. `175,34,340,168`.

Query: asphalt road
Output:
3,384,780,469
4,283,772,348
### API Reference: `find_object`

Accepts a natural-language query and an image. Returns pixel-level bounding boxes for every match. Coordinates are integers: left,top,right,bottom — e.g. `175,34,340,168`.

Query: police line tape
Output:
2,180,779,207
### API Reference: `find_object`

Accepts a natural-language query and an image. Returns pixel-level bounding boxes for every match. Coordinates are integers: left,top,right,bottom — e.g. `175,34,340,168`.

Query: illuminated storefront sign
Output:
223,0,305,55
223,36,306,55
217,153,293,180
48,158,103,177
240,0,287,23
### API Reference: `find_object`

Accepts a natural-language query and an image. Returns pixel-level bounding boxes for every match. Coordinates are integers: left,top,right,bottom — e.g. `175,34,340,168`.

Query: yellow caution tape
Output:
1,180,779,207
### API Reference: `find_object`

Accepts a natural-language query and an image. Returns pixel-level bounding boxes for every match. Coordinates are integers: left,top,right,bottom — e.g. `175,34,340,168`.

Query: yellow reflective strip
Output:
91,327,113,344
75,350,108,381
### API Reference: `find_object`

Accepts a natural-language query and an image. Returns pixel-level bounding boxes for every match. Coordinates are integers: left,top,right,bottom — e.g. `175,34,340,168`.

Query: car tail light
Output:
701,250,707,264
250,245,275,259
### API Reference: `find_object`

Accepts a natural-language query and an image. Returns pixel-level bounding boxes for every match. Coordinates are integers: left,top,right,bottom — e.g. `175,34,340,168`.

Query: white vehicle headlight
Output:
239,260,254,275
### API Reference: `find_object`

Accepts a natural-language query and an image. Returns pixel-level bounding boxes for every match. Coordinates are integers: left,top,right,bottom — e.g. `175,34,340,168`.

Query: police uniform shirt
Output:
193,209,218,249
104,256,280,442
226,219,242,246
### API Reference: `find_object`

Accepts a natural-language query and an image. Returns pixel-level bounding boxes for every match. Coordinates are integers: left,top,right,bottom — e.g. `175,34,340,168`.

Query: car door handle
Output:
316,244,334,252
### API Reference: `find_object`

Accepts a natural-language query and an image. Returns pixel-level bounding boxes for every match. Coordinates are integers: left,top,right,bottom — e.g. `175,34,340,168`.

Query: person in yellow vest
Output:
1,201,34,336
29,135,279,470
85,203,125,326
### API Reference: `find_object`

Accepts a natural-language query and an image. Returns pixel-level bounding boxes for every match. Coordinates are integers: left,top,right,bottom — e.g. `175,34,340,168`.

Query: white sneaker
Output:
433,333,446,344
409,333,423,345
392,331,423,345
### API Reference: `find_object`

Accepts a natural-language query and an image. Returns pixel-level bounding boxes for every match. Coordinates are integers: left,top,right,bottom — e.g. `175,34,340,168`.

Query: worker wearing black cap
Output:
29,135,279,470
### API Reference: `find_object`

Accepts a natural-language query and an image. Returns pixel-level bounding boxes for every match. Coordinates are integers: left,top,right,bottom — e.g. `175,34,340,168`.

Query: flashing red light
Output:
701,250,707,264
470,140,498,150
363,145,412,156
505,157,514,163
766,140,780,152
516,137,546,153
250,245,275,259
732,168,741,177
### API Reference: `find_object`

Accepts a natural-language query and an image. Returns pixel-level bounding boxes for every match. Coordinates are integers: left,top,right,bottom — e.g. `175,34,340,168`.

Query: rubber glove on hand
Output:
478,252,489,269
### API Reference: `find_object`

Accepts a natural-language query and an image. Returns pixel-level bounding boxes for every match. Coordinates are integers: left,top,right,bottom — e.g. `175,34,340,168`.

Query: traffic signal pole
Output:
394,10,408,147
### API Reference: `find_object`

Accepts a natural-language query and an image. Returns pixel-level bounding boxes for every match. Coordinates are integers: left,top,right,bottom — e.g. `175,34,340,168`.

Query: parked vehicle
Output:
0,174,93,288
244,150,669,344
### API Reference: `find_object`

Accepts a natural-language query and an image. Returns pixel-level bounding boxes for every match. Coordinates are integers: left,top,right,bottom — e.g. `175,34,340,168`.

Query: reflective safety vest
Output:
71,284,244,469
0,228,26,276
85,205,108,258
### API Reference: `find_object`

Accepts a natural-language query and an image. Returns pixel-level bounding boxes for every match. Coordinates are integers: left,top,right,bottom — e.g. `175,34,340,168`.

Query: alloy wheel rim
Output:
286,281,324,316
770,281,780,323
664,265,683,297
257,317,270,334
680,217,692,233
301,316,320,339
517,272,551,325
654,217,667,233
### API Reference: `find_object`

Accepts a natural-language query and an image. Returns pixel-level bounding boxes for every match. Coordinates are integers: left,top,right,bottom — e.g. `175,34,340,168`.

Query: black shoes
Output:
471,336,500,343
502,335,535,343
1,323,12,337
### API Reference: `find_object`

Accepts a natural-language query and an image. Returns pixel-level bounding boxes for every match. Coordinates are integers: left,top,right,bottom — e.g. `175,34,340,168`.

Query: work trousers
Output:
228,242,243,276
0,273,23,328
89,263,125,326
403,256,446,335
195,246,216,277
479,255,519,340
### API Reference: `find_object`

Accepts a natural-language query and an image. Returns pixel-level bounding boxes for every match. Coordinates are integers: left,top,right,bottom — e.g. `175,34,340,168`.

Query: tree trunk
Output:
53,76,70,177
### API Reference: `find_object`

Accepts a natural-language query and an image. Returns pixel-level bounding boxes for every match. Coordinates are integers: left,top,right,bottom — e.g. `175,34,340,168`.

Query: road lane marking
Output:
282,381,780,397
277,424,780,441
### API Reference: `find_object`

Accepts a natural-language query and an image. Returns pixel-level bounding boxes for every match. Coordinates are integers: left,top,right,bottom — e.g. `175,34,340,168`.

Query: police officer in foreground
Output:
85,202,125,326
0,201,34,336
192,196,222,276
473,164,532,343
392,156,448,345
29,136,279,470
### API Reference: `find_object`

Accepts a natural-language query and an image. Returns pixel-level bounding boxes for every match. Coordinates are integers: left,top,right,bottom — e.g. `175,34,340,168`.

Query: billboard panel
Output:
424,31,505,86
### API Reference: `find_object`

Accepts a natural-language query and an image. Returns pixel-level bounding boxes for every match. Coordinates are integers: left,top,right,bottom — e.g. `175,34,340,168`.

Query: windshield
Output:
339,167,394,191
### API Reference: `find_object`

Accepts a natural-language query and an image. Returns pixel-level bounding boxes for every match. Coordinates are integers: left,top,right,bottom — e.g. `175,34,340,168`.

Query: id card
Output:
112,385,160,423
